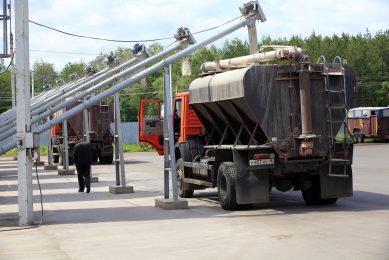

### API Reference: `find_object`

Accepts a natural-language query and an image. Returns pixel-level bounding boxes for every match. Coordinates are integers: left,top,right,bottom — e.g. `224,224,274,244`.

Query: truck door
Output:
174,98,182,143
138,100,164,155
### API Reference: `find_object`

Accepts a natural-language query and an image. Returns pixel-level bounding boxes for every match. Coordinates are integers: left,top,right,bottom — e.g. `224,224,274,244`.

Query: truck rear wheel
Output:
99,155,113,165
53,155,59,164
176,158,194,198
92,153,98,163
301,175,338,205
68,156,74,165
105,156,113,164
217,162,238,210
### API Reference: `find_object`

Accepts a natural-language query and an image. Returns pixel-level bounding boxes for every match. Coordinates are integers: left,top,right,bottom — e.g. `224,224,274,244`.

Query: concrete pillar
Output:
44,115,58,170
47,117,53,165
83,97,90,142
247,25,259,54
109,92,133,194
58,107,74,175
163,83,169,199
155,66,188,209
15,0,33,226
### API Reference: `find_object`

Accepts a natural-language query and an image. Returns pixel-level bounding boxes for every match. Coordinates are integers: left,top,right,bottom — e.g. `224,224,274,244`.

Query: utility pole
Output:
10,32,15,106
15,0,33,226
31,70,34,97
9,2,15,107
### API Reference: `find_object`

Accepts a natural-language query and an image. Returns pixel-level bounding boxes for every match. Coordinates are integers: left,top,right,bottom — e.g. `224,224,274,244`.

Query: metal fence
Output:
111,121,139,144
0,122,140,149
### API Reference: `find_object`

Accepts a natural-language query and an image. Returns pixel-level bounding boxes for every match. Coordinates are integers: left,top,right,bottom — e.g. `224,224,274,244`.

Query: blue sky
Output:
20,0,389,70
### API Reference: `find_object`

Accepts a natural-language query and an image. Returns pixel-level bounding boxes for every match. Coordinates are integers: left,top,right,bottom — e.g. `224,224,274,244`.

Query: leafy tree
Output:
4,29,387,121
148,42,164,56
32,60,57,94
221,38,249,58
190,44,220,76
0,70,11,114
373,82,389,106
59,61,86,82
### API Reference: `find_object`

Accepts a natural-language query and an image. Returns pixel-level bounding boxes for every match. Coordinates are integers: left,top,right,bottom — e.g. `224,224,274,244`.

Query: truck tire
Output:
104,155,113,164
68,156,74,165
217,162,238,210
53,155,59,164
99,155,113,165
301,175,338,205
176,158,194,198
92,153,98,163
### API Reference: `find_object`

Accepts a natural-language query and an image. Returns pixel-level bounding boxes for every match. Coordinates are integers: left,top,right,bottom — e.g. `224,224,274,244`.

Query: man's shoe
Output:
86,188,90,193
78,189,84,192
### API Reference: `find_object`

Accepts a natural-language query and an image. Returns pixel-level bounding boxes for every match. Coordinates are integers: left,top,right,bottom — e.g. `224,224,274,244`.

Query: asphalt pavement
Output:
0,143,388,260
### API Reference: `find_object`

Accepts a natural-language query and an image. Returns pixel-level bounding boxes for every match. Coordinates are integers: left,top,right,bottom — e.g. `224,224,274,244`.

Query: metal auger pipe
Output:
0,48,147,137
0,74,95,129
200,46,308,73
0,42,179,142
0,74,92,125
0,10,259,155
0,74,97,133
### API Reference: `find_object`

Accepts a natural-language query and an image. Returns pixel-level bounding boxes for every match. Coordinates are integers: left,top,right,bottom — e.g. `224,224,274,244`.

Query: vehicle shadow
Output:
0,180,114,192
194,189,389,215
1,189,388,228
0,188,162,206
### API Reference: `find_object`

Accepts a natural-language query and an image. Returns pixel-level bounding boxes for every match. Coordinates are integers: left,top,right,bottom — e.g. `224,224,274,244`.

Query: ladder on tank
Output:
318,55,350,176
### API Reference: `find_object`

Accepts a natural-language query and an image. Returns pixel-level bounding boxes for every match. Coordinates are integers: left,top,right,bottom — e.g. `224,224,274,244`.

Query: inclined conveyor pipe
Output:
0,6,261,155
0,48,152,140
0,73,103,129
0,74,94,126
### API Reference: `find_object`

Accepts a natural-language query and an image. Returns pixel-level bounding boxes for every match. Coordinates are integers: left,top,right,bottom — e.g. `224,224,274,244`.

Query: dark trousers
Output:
76,165,91,190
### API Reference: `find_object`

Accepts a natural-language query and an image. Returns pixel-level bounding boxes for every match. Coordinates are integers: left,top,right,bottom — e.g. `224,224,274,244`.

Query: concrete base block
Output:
33,161,45,166
109,185,134,194
44,165,58,170
58,169,76,175
91,176,99,183
155,198,188,210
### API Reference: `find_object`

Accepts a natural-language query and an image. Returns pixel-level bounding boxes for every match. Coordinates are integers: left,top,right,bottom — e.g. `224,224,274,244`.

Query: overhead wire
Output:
29,20,174,43
30,49,101,56
192,16,240,35
28,16,241,43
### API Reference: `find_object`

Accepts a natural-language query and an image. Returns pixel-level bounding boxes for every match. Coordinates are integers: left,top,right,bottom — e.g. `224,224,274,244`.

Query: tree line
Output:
0,29,388,119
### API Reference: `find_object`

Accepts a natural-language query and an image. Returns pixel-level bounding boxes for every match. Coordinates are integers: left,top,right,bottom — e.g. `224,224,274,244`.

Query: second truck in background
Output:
50,100,114,165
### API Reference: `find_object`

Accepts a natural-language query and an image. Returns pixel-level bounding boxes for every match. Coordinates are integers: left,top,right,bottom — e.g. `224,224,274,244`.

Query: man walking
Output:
73,142,92,193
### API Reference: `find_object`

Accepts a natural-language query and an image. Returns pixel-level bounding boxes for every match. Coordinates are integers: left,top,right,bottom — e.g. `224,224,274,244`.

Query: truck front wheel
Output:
217,162,238,210
176,158,194,198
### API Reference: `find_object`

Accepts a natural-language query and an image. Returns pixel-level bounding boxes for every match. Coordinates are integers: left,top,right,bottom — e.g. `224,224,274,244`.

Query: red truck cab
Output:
138,92,203,154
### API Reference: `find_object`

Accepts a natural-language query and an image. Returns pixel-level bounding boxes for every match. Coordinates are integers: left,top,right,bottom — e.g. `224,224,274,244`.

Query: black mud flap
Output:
236,169,270,204
233,150,270,204
320,164,353,199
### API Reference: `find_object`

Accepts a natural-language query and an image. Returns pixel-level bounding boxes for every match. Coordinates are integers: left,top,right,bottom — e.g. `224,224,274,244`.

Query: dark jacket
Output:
73,142,92,167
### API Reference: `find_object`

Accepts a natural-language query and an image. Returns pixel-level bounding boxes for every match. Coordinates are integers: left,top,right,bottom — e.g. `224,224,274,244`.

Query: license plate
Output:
249,159,275,166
